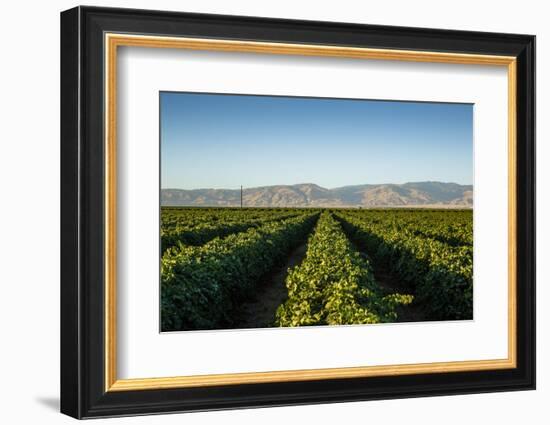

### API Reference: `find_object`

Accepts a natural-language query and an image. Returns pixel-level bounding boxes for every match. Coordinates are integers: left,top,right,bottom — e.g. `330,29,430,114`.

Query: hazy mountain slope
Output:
162,182,473,208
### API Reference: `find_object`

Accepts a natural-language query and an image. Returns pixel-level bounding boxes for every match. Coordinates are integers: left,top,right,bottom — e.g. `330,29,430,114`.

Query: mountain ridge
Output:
161,181,473,208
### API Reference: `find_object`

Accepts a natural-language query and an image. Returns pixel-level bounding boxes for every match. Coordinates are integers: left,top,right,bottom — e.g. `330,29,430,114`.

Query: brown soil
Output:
234,243,308,329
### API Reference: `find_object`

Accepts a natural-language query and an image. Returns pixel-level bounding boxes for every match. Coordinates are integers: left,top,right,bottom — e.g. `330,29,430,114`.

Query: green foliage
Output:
161,208,303,252
336,209,473,320
161,213,318,331
275,212,413,327
160,207,473,331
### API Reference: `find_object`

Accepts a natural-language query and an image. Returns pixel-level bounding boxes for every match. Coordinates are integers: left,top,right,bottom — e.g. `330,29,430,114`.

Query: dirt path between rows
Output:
234,242,308,329
365,257,428,323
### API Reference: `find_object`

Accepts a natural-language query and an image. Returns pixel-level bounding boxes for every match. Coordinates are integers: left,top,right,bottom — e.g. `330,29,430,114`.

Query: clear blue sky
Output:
160,92,473,189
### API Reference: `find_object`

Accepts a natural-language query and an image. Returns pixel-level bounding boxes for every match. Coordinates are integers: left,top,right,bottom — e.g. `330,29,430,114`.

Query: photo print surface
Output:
159,92,473,332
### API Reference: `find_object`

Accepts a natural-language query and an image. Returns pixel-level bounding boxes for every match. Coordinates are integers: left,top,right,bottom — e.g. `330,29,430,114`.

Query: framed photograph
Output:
60,6,535,419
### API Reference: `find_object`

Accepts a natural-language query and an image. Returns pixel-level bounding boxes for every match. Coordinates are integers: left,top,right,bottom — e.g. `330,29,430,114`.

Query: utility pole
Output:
240,185,243,208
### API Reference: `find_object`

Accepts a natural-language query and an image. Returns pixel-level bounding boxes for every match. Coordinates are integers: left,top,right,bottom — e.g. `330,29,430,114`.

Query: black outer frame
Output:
60,5,536,419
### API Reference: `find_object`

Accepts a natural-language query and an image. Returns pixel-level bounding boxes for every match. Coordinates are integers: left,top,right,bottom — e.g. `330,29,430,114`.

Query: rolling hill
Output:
161,182,473,208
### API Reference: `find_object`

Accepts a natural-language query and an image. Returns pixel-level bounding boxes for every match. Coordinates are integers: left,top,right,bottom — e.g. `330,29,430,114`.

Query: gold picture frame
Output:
104,33,517,392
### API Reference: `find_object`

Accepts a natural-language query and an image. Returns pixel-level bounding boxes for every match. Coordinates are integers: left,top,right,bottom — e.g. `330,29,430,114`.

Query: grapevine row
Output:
161,213,319,331
336,211,472,320
161,207,308,230
275,212,413,327
343,209,473,247
161,209,305,252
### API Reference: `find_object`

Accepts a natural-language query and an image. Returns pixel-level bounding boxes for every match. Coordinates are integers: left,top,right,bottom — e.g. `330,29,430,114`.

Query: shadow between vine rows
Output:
231,215,318,329
334,215,431,323
232,241,309,329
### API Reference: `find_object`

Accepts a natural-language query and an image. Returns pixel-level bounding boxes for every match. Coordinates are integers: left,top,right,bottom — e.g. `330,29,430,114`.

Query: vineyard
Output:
160,207,473,331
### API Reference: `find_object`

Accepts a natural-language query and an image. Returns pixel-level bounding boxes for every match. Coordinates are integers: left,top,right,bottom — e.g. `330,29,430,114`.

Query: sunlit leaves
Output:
337,209,473,320
275,212,413,327
161,213,319,331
